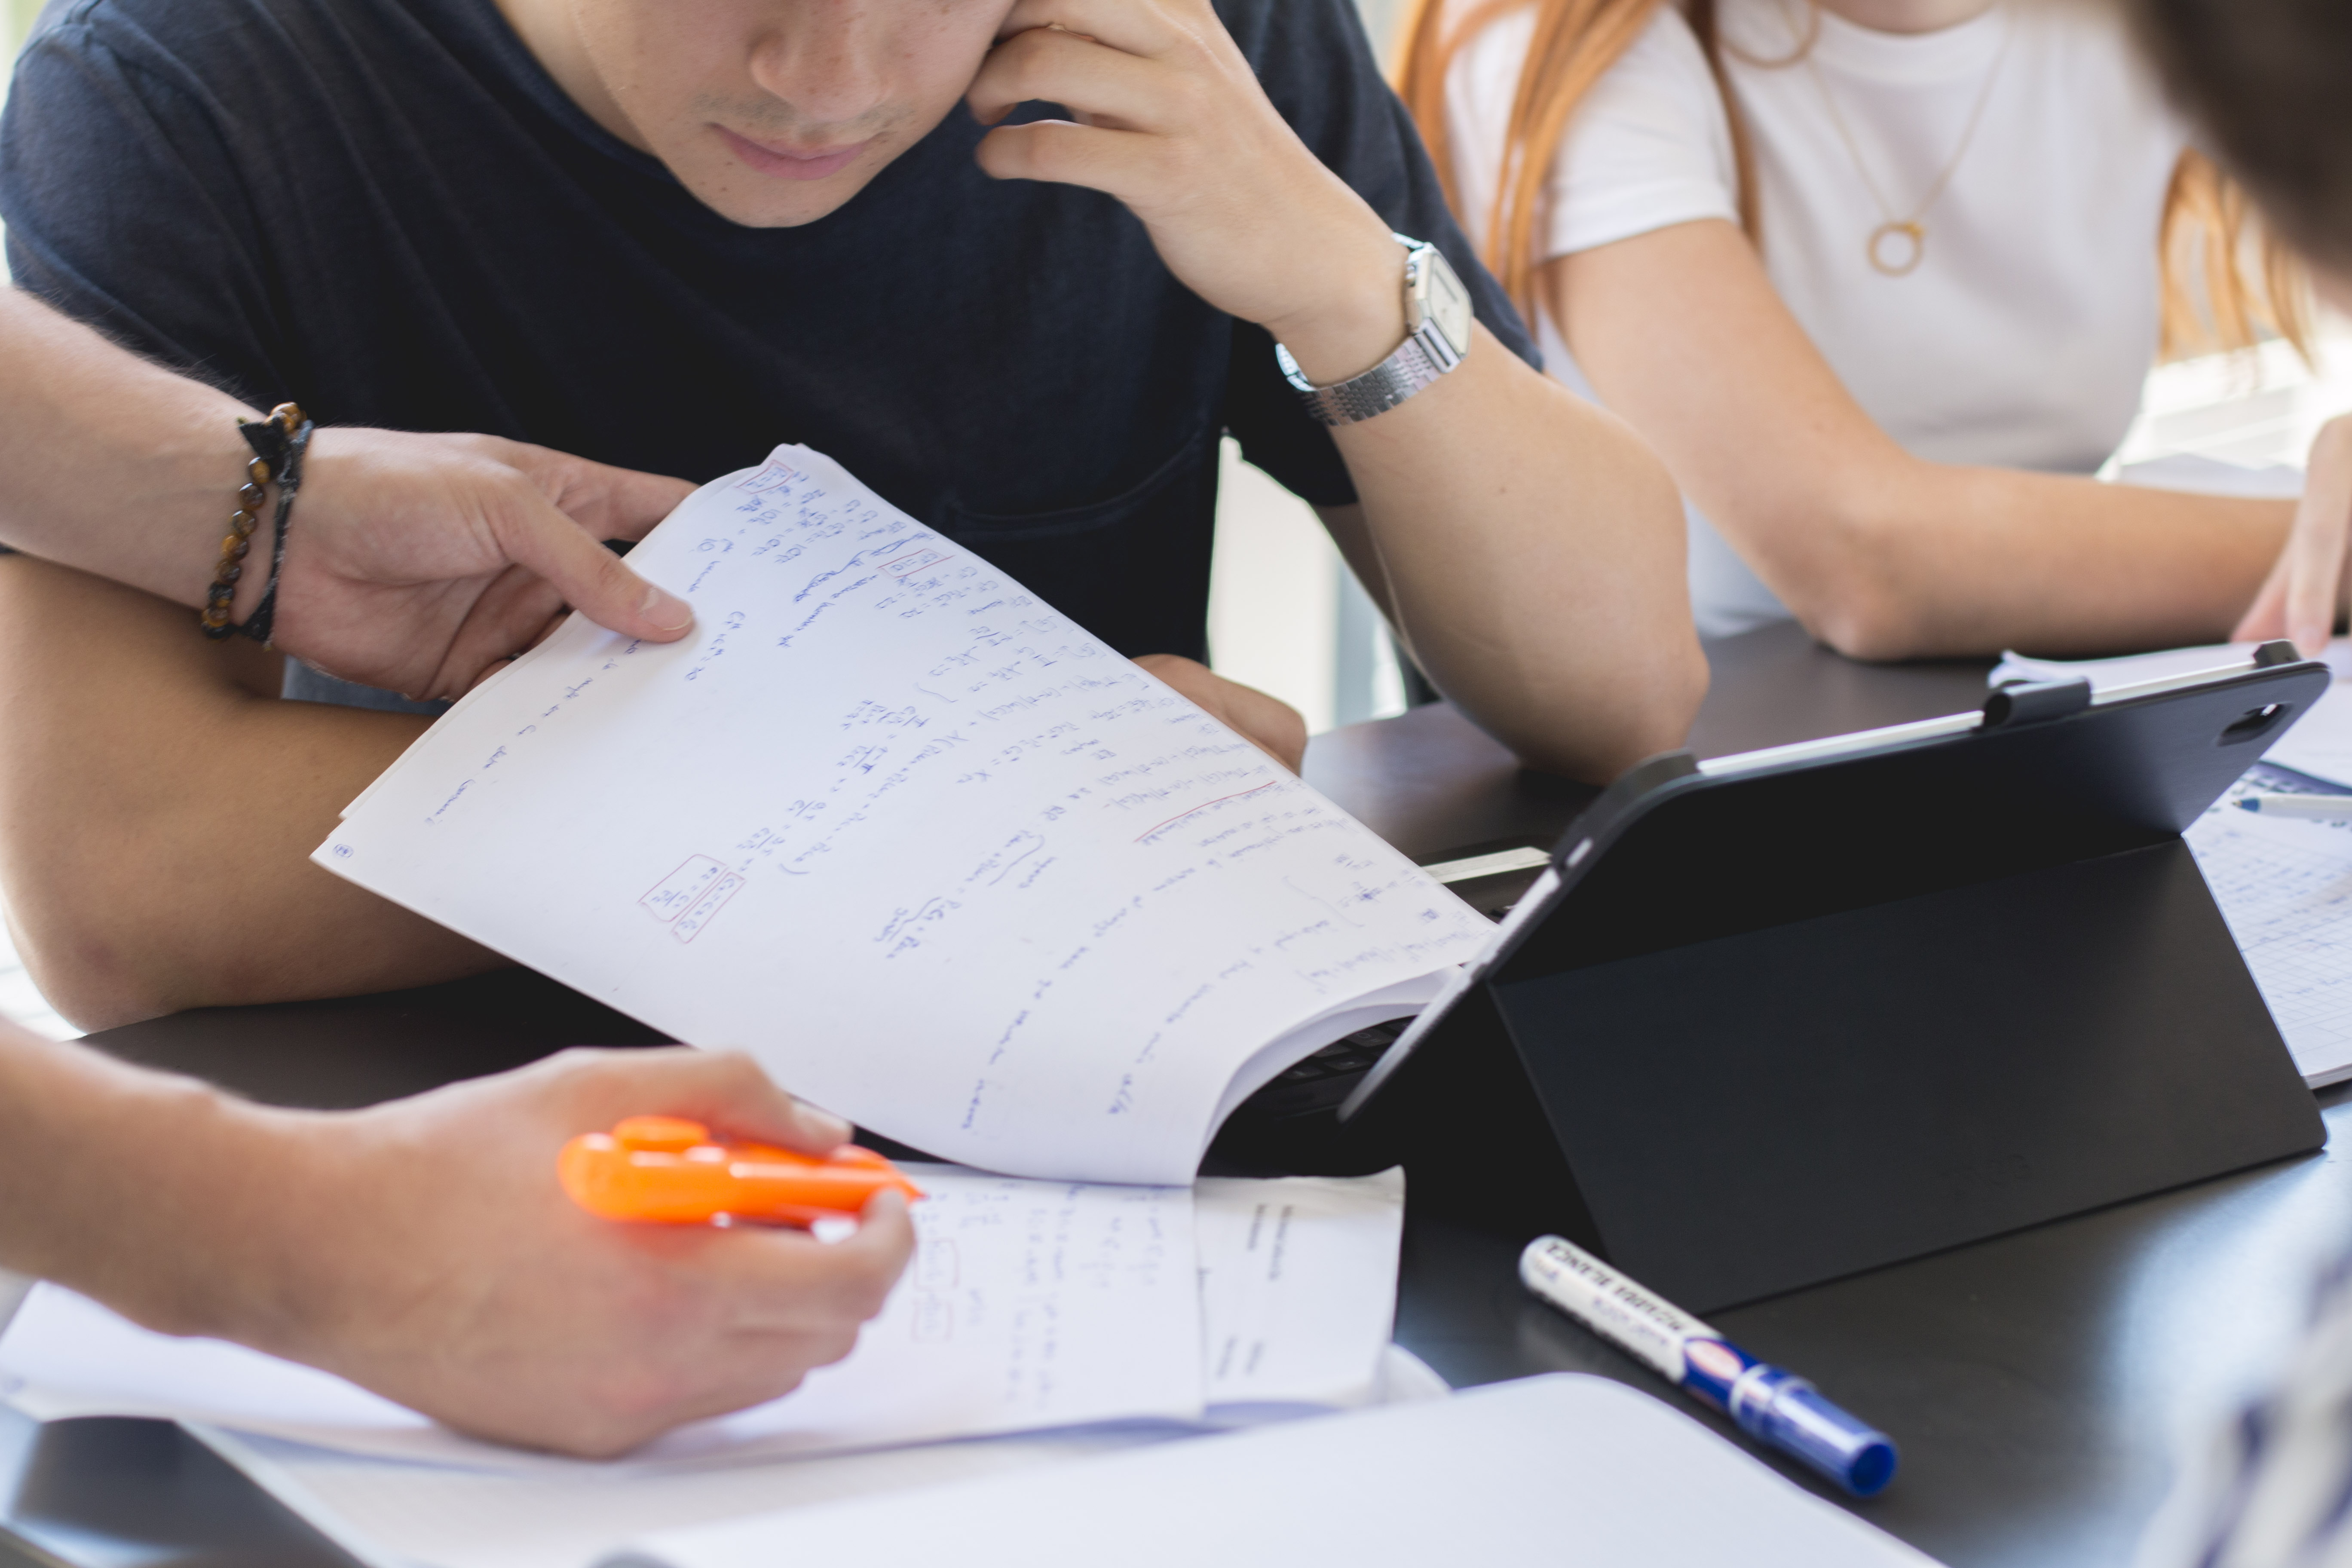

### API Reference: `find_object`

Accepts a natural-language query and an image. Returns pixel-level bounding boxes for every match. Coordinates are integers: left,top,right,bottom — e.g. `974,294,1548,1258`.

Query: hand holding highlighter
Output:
560,1115,923,1228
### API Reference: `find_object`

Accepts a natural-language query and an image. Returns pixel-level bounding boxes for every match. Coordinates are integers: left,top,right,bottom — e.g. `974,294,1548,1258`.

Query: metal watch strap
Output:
1275,236,1469,428
1277,335,1451,428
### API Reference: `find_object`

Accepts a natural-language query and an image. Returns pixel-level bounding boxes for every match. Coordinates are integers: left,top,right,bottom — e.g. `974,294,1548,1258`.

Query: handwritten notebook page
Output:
316,447,1487,1183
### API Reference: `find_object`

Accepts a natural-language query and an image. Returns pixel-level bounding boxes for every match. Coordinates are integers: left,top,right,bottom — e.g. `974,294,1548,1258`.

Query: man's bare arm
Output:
0,557,503,1029
1312,337,1701,780
969,0,1706,782
0,287,695,698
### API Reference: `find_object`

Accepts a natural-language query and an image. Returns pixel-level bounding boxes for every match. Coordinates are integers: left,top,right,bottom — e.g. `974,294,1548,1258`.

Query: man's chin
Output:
674,162,888,228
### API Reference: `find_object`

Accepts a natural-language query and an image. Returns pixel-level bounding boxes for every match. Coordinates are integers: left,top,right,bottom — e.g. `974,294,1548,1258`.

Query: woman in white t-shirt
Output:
1398,0,2325,655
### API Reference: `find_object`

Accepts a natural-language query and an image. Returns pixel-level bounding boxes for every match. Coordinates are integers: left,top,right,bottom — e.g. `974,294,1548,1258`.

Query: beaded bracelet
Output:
200,401,313,644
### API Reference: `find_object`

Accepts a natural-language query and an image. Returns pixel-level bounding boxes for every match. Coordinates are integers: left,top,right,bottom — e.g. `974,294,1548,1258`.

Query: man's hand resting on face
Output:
1137,654,1308,772
968,0,1414,389
273,431,698,701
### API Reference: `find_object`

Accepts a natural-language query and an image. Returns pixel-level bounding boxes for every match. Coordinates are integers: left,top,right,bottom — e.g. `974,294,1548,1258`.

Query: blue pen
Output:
1519,1235,1897,1496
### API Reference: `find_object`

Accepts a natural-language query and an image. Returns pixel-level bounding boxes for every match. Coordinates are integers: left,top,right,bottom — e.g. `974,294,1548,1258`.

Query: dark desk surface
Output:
4,623,2323,1568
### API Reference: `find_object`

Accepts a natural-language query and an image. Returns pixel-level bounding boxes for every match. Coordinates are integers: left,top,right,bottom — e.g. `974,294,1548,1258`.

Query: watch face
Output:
1418,248,1476,358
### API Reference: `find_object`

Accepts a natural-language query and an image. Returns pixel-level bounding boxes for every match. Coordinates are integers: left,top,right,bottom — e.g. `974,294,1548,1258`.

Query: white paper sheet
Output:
1984,645,2352,1084
1195,1170,1405,1411
185,1346,1450,1568
2187,776,2352,1087
2113,453,2306,500
603,1375,1939,1568
312,446,1487,1184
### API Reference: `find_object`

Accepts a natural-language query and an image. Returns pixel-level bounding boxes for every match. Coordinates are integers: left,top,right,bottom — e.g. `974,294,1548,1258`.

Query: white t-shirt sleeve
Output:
1445,3,1740,267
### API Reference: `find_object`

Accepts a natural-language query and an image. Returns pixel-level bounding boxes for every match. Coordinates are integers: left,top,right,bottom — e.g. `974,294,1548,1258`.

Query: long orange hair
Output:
1393,0,2310,362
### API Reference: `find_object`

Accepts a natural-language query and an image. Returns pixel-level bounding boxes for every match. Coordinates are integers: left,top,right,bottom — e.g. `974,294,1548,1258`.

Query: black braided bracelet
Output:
200,401,313,645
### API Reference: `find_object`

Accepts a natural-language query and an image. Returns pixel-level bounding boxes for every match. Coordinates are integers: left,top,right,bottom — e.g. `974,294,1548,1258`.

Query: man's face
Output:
558,0,1019,227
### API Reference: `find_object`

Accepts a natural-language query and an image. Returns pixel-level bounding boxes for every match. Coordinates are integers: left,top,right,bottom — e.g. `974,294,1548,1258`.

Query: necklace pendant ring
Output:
1868,221,1926,277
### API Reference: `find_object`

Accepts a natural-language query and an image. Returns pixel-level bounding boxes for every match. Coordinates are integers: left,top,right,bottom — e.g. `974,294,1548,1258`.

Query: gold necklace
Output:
1797,3,2015,277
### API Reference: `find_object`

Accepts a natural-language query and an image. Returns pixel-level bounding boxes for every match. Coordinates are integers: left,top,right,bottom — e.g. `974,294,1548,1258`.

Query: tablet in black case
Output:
1339,652,2332,1311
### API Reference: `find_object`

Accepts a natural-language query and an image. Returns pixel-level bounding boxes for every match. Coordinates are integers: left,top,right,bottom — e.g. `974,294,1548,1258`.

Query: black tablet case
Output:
1342,659,2333,1312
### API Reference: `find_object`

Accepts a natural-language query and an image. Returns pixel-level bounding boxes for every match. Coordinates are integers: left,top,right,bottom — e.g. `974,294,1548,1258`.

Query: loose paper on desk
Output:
601,1375,1938,1568
0,1170,1407,1476
315,446,1486,1185
2188,772,2352,1087
139,1174,1419,1568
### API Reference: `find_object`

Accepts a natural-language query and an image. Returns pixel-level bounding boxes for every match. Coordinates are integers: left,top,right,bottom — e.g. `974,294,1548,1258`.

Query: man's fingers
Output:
969,25,1173,131
490,490,694,645
975,118,1157,198
1133,654,1306,772
730,1190,917,1332
994,0,1189,59
494,441,697,541
431,567,570,698
552,1046,854,1155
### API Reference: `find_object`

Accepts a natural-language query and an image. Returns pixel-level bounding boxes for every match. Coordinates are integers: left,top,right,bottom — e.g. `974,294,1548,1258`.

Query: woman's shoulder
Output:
1450,0,1723,114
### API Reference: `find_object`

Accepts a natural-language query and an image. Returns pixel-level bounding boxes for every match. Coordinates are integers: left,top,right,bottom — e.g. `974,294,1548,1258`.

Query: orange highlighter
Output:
559,1115,924,1228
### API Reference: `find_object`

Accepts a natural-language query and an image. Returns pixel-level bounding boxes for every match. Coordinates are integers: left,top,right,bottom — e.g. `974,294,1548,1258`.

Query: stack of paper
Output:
1,1168,1424,1565
0,1169,1409,1467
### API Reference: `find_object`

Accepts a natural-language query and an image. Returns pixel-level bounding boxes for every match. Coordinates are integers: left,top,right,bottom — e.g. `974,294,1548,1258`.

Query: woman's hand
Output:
2234,414,2352,657
234,1047,913,1458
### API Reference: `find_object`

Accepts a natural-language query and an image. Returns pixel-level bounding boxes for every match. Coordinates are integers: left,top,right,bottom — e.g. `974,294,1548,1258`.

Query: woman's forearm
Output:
1556,221,2293,660
1789,460,2289,660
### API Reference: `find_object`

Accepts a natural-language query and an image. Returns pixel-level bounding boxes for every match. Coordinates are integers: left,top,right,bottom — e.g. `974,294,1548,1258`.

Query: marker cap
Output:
1739,1373,1898,1497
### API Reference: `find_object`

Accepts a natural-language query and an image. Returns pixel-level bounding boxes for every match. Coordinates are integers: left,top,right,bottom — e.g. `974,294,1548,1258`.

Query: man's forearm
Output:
0,557,505,1028
0,1027,295,1337
0,290,266,616
1325,329,1708,781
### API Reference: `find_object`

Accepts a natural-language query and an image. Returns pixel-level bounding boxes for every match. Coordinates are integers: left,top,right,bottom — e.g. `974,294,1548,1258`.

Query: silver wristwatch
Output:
1275,233,1474,426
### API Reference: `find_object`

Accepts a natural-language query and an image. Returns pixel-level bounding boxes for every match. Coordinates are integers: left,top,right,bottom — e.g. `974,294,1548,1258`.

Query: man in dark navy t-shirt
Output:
0,0,1702,1019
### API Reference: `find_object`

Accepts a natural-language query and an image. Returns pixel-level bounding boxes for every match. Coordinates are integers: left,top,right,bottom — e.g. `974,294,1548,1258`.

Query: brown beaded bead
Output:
205,406,307,640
